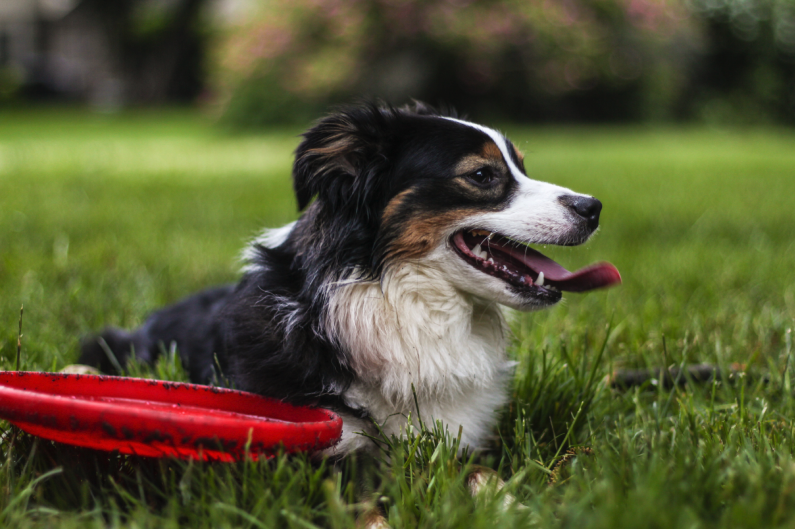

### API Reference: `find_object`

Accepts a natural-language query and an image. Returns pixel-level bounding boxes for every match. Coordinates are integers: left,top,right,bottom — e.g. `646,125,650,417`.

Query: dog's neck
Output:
325,261,512,451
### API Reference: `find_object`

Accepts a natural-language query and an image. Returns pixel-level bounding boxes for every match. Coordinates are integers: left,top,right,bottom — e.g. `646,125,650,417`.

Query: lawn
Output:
1,108,795,528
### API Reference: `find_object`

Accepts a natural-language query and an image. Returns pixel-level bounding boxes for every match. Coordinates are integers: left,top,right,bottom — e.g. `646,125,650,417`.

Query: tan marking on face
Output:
453,154,509,195
382,188,414,223
385,208,479,262
454,154,491,177
513,145,525,163
481,141,503,161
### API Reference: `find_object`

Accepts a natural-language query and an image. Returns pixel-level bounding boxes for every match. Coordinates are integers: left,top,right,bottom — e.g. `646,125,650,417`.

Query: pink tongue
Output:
502,244,621,293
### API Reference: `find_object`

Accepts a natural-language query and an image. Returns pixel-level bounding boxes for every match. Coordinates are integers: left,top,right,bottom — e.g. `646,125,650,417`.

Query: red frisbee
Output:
0,372,341,461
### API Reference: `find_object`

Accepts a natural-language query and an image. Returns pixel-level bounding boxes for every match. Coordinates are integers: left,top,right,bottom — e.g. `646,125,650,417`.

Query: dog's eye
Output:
468,168,496,187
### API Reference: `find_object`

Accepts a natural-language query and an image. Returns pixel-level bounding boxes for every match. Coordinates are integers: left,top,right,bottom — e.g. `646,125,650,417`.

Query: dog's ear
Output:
293,105,391,213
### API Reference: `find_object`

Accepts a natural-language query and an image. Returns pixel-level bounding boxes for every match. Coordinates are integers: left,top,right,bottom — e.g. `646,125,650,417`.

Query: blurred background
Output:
2,6,795,525
1,0,794,126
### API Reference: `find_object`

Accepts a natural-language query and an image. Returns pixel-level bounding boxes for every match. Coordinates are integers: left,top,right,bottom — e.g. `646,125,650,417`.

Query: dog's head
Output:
291,102,620,310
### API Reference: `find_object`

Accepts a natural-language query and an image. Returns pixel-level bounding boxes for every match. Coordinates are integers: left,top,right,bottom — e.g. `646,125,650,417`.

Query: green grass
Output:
2,108,795,528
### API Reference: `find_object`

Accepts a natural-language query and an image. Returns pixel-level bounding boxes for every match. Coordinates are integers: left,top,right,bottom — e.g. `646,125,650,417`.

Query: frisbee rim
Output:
0,371,342,461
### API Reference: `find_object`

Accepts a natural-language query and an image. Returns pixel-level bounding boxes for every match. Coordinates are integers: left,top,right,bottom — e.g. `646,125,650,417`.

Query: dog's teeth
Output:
473,244,488,260
535,272,545,287
488,257,494,264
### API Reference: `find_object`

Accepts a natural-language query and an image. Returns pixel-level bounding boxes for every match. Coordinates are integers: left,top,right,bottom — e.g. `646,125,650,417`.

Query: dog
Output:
80,101,619,484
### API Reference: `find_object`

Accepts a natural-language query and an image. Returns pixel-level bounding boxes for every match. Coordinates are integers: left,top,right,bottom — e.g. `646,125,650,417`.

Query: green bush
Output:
208,0,697,124
0,65,23,103
207,0,795,126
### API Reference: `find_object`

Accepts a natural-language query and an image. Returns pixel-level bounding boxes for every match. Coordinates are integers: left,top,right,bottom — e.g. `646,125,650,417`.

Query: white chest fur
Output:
324,261,512,455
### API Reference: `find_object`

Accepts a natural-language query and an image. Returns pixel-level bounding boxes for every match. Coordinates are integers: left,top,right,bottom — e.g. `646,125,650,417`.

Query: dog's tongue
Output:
502,244,621,293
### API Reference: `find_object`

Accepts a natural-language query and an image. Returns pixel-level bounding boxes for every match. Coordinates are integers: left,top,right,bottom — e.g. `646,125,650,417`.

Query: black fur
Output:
80,285,233,383
80,102,522,415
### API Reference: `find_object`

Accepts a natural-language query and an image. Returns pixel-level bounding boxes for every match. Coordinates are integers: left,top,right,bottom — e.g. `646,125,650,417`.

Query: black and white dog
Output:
81,102,619,458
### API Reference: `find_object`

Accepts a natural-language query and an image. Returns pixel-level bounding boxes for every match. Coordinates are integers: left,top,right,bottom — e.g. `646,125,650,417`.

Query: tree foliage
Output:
209,0,795,125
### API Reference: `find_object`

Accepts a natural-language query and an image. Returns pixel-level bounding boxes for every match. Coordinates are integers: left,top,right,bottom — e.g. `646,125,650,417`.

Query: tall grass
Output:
1,109,794,527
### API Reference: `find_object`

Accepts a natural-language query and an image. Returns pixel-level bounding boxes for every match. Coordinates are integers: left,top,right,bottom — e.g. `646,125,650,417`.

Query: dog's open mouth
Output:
452,230,621,299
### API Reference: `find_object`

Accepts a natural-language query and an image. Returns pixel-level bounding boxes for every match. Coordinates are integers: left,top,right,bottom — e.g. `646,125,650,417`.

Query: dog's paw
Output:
357,501,390,529
465,465,526,511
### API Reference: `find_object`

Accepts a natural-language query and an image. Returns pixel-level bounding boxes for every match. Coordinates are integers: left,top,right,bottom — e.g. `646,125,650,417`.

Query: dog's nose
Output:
559,195,602,230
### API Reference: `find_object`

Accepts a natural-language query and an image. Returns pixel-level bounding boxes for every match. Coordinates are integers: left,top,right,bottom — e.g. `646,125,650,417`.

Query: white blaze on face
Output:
443,117,585,245
428,117,594,309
